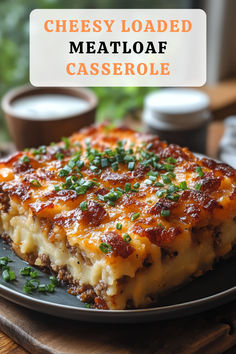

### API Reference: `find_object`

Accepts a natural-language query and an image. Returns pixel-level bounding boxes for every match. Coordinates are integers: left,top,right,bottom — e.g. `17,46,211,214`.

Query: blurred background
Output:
0,0,235,163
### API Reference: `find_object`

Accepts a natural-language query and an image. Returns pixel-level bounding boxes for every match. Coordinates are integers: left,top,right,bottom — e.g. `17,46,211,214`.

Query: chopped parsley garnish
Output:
99,242,113,254
195,166,204,178
123,233,132,242
131,212,140,221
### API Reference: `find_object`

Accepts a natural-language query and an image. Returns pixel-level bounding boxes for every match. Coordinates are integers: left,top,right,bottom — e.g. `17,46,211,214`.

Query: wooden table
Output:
1,121,236,354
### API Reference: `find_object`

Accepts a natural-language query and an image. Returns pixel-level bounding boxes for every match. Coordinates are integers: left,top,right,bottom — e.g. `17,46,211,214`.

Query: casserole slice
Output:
0,124,235,309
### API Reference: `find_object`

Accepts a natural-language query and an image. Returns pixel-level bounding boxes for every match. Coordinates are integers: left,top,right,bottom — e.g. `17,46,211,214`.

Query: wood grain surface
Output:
0,296,236,354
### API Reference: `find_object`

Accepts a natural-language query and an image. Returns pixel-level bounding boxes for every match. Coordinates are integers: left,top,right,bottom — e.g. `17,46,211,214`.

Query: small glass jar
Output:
142,88,211,154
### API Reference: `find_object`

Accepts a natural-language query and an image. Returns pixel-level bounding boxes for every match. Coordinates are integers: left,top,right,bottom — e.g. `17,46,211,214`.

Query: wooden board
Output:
0,296,236,354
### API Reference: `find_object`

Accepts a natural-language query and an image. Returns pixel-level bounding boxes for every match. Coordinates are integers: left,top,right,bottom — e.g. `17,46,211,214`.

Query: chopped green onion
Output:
21,155,30,163
9,270,16,281
111,162,118,171
76,160,84,169
116,223,122,230
179,181,187,190
0,257,12,267
128,161,135,171
162,175,172,184
123,233,132,242
80,201,88,211
85,303,91,308
195,182,202,191
147,170,158,177
58,166,71,177
161,209,170,217
144,179,153,185
166,157,177,164
154,182,164,187
30,179,41,187
2,269,10,282
46,283,55,293
163,163,175,172
62,137,70,149
156,189,165,197
166,194,180,201
101,158,109,168
133,182,140,189
167,172,176,179
56,153,64,160
38,284,47,292
20,266,32,276
99,242,113,254
195,166,204,178
49,276,59,286
124,183,131,192
146,143,153,150
30,270,38,278
131,212,140,221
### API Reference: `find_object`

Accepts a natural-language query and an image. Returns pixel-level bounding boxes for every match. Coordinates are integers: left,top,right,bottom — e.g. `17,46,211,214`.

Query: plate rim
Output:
0,280,235,322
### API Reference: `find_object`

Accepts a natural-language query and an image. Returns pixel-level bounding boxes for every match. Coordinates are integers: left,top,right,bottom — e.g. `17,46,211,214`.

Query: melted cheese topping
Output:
0,124,235,309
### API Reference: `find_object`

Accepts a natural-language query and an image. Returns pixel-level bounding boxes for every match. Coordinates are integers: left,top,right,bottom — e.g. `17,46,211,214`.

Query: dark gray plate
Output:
0,238,235,323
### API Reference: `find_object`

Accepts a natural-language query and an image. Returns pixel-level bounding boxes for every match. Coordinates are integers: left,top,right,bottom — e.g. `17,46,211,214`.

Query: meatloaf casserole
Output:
0,124,235,310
